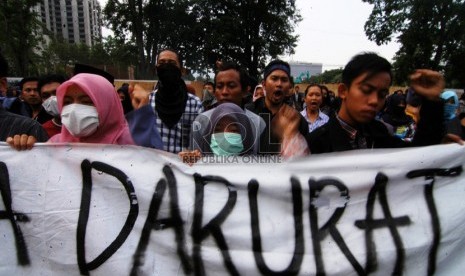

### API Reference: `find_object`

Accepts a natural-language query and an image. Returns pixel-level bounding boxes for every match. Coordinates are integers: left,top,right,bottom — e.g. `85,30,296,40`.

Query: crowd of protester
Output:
1,49,463,160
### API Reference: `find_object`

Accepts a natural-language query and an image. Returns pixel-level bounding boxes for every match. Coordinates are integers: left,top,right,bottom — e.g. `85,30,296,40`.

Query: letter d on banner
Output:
77,160,139,275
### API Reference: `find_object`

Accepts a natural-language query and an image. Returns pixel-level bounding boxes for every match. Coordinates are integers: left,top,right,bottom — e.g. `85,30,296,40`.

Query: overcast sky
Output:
98,0,400,71
286,0,400,70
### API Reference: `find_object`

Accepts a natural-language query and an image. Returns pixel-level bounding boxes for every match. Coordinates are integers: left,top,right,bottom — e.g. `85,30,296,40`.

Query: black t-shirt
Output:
246,98,308,154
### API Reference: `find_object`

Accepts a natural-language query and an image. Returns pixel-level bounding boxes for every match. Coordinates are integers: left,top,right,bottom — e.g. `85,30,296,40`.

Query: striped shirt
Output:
0,106,49,141
149,91,203,153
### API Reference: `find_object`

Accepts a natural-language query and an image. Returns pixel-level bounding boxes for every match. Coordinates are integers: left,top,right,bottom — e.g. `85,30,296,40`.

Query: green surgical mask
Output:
210,133,244,156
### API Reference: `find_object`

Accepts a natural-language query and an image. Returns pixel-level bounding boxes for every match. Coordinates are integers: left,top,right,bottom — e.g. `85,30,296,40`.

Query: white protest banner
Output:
0,143,465,275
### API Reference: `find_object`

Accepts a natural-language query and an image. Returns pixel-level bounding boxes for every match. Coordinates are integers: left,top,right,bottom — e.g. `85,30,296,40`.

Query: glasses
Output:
23,87,38,93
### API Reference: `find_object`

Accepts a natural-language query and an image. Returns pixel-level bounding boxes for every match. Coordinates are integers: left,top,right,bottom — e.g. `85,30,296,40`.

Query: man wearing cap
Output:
246,59,308,154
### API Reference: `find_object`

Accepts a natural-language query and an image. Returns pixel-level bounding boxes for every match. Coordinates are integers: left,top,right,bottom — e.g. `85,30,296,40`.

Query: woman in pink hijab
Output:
49,73,134,145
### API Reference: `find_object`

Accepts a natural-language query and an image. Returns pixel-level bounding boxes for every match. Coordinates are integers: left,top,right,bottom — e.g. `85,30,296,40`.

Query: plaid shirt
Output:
149,91,203,153
336,115,367,149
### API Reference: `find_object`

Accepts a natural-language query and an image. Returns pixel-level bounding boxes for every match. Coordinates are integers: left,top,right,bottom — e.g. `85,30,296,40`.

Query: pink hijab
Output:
49,73,134,145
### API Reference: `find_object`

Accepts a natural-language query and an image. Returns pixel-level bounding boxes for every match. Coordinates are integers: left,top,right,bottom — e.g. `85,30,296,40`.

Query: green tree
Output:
103,0,301,79
100,36,138,76
38,37,138,79
0,0,43,76
37,39,93,76
313,68,343,84
363,0,465,87
190,0,301,79
104,0,197,78
104,0,142,76
36,39,68,75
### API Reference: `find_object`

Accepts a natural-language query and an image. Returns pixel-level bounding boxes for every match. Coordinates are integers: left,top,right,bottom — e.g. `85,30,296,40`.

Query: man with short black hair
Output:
0,52,49,150
19,76,53,123
289,84,304,111
246,59,308,154
306,52,446,153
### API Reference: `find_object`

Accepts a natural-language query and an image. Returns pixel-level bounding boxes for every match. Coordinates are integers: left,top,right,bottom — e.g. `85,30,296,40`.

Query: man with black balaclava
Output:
127,49,203,153
380,93,416,142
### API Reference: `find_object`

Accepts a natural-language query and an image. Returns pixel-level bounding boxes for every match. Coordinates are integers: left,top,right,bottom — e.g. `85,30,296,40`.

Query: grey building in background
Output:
36,0,102,46
289,62,323,83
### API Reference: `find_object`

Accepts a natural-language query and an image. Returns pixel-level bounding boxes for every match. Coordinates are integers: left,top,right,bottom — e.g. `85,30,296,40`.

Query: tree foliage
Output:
363,0,465,87
38,39,92,75
103,0,301,79
103,0,198,78
189,0,301,78
0,0,43,76
1,0,301,79
34,36,137,79
308,68,343,84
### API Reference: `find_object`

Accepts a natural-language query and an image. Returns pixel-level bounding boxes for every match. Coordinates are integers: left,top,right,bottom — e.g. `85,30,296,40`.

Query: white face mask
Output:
61,104,99,137
42,96,59,116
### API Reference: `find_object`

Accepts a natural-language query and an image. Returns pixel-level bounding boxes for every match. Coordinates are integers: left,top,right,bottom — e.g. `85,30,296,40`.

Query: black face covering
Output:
391,105,406,117
155,63,188,128
382,94,410,126
157,63,182,87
